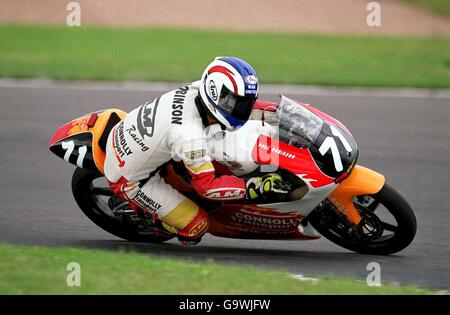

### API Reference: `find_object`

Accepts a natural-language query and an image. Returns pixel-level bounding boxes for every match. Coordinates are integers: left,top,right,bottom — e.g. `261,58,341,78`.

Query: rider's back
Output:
104,83,205,182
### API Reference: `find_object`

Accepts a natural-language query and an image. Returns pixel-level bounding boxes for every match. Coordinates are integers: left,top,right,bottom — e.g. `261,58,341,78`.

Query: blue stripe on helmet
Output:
219,57,256,77
219,57,258,96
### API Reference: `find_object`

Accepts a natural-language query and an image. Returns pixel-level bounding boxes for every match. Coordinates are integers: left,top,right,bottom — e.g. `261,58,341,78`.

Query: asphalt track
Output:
0,80,449,290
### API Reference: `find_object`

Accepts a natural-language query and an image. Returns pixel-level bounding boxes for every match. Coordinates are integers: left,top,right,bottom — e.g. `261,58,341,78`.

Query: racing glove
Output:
246,173,290,200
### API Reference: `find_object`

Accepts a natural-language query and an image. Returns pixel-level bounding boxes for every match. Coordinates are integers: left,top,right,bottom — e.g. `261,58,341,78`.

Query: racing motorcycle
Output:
49,95,417,255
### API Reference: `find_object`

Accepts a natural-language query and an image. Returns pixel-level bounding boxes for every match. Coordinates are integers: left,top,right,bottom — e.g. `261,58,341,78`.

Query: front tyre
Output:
309,183,417,255
71,167,174,243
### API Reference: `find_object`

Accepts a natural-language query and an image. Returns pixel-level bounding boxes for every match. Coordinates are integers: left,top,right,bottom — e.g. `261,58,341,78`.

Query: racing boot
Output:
159,200,209,245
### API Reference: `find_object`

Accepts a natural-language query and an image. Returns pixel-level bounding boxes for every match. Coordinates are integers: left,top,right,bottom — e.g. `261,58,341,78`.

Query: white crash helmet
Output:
199,56,259,129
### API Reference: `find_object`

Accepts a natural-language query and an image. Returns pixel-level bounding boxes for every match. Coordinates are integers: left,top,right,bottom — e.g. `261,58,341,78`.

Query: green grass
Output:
0,25,449,88
399,0,450,18
0,243,434,294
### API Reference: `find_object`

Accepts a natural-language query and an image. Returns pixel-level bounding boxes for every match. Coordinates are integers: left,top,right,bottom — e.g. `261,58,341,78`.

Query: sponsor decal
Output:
125,125,150,152
68,116,90,135
244,75,258,85
188,218,208,237
231,211,302,230
233,212,300,225
271,147,296,159
334,171,349,184
209,207,305,236
258,143,296,159
327,195,350,216
171,86,189,125
334,150,358,184
204,188,246,200
137,98,160,138
133,190,162,213
244,75,258,95
113,122,133,163
208,80,218,101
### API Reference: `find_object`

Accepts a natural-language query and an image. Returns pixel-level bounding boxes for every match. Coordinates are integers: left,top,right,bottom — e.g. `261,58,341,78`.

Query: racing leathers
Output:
103,81,246,240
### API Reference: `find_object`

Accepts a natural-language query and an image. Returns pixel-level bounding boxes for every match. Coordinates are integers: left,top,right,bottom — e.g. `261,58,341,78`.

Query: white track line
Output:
290,274,320,283
0,78,449,99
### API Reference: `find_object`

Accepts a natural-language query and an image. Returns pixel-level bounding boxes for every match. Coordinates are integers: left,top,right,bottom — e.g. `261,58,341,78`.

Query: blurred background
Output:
0,0,449,86
2,0,450,34
0,0,449,294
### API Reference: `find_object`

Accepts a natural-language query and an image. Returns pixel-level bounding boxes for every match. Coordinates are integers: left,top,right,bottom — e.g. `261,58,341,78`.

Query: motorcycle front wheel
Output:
309,183,417,255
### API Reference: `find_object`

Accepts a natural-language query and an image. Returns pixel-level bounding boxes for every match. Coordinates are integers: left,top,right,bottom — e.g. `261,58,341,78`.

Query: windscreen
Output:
276,96,323,148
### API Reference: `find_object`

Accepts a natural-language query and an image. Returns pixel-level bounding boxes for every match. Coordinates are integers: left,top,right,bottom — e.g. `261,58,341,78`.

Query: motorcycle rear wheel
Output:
71,167,174,243
309,183,417,255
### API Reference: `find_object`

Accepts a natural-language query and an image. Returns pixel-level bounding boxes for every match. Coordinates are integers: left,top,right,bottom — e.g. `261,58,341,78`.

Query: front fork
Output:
328,165,385,225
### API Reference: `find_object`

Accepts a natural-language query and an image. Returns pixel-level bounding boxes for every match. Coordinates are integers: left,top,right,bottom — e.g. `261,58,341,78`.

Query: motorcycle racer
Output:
103,57,288,244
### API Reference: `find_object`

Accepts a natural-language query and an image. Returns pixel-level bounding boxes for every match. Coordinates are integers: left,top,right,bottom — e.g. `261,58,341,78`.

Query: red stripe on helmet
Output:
208,65,238,94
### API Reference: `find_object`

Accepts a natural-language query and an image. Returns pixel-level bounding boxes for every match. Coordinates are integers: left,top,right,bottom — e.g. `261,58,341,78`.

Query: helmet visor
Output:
217,85,257,121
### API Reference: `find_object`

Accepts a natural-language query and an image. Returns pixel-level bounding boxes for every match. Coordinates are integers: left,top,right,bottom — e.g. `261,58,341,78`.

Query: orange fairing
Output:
49,109,126,174
328,165,385,225
89,109,126,174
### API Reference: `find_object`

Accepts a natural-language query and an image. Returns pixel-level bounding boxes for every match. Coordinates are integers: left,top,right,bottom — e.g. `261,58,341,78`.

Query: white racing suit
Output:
104,81,247,239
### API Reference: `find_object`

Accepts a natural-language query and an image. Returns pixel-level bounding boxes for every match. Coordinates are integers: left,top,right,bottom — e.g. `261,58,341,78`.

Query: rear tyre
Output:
71,167,174,243
309,183,416,255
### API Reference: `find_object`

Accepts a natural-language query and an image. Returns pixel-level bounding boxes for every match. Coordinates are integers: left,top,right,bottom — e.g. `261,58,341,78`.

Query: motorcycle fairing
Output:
252,135,335,189
328,165,385,224
207,204,319,240
202,133,336,240
49,132,97,172
162,162,321,239
49,109,126,174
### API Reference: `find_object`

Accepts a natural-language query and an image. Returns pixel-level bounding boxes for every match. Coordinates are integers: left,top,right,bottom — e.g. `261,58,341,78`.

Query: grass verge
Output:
0,25,449,88
0,243,433,294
